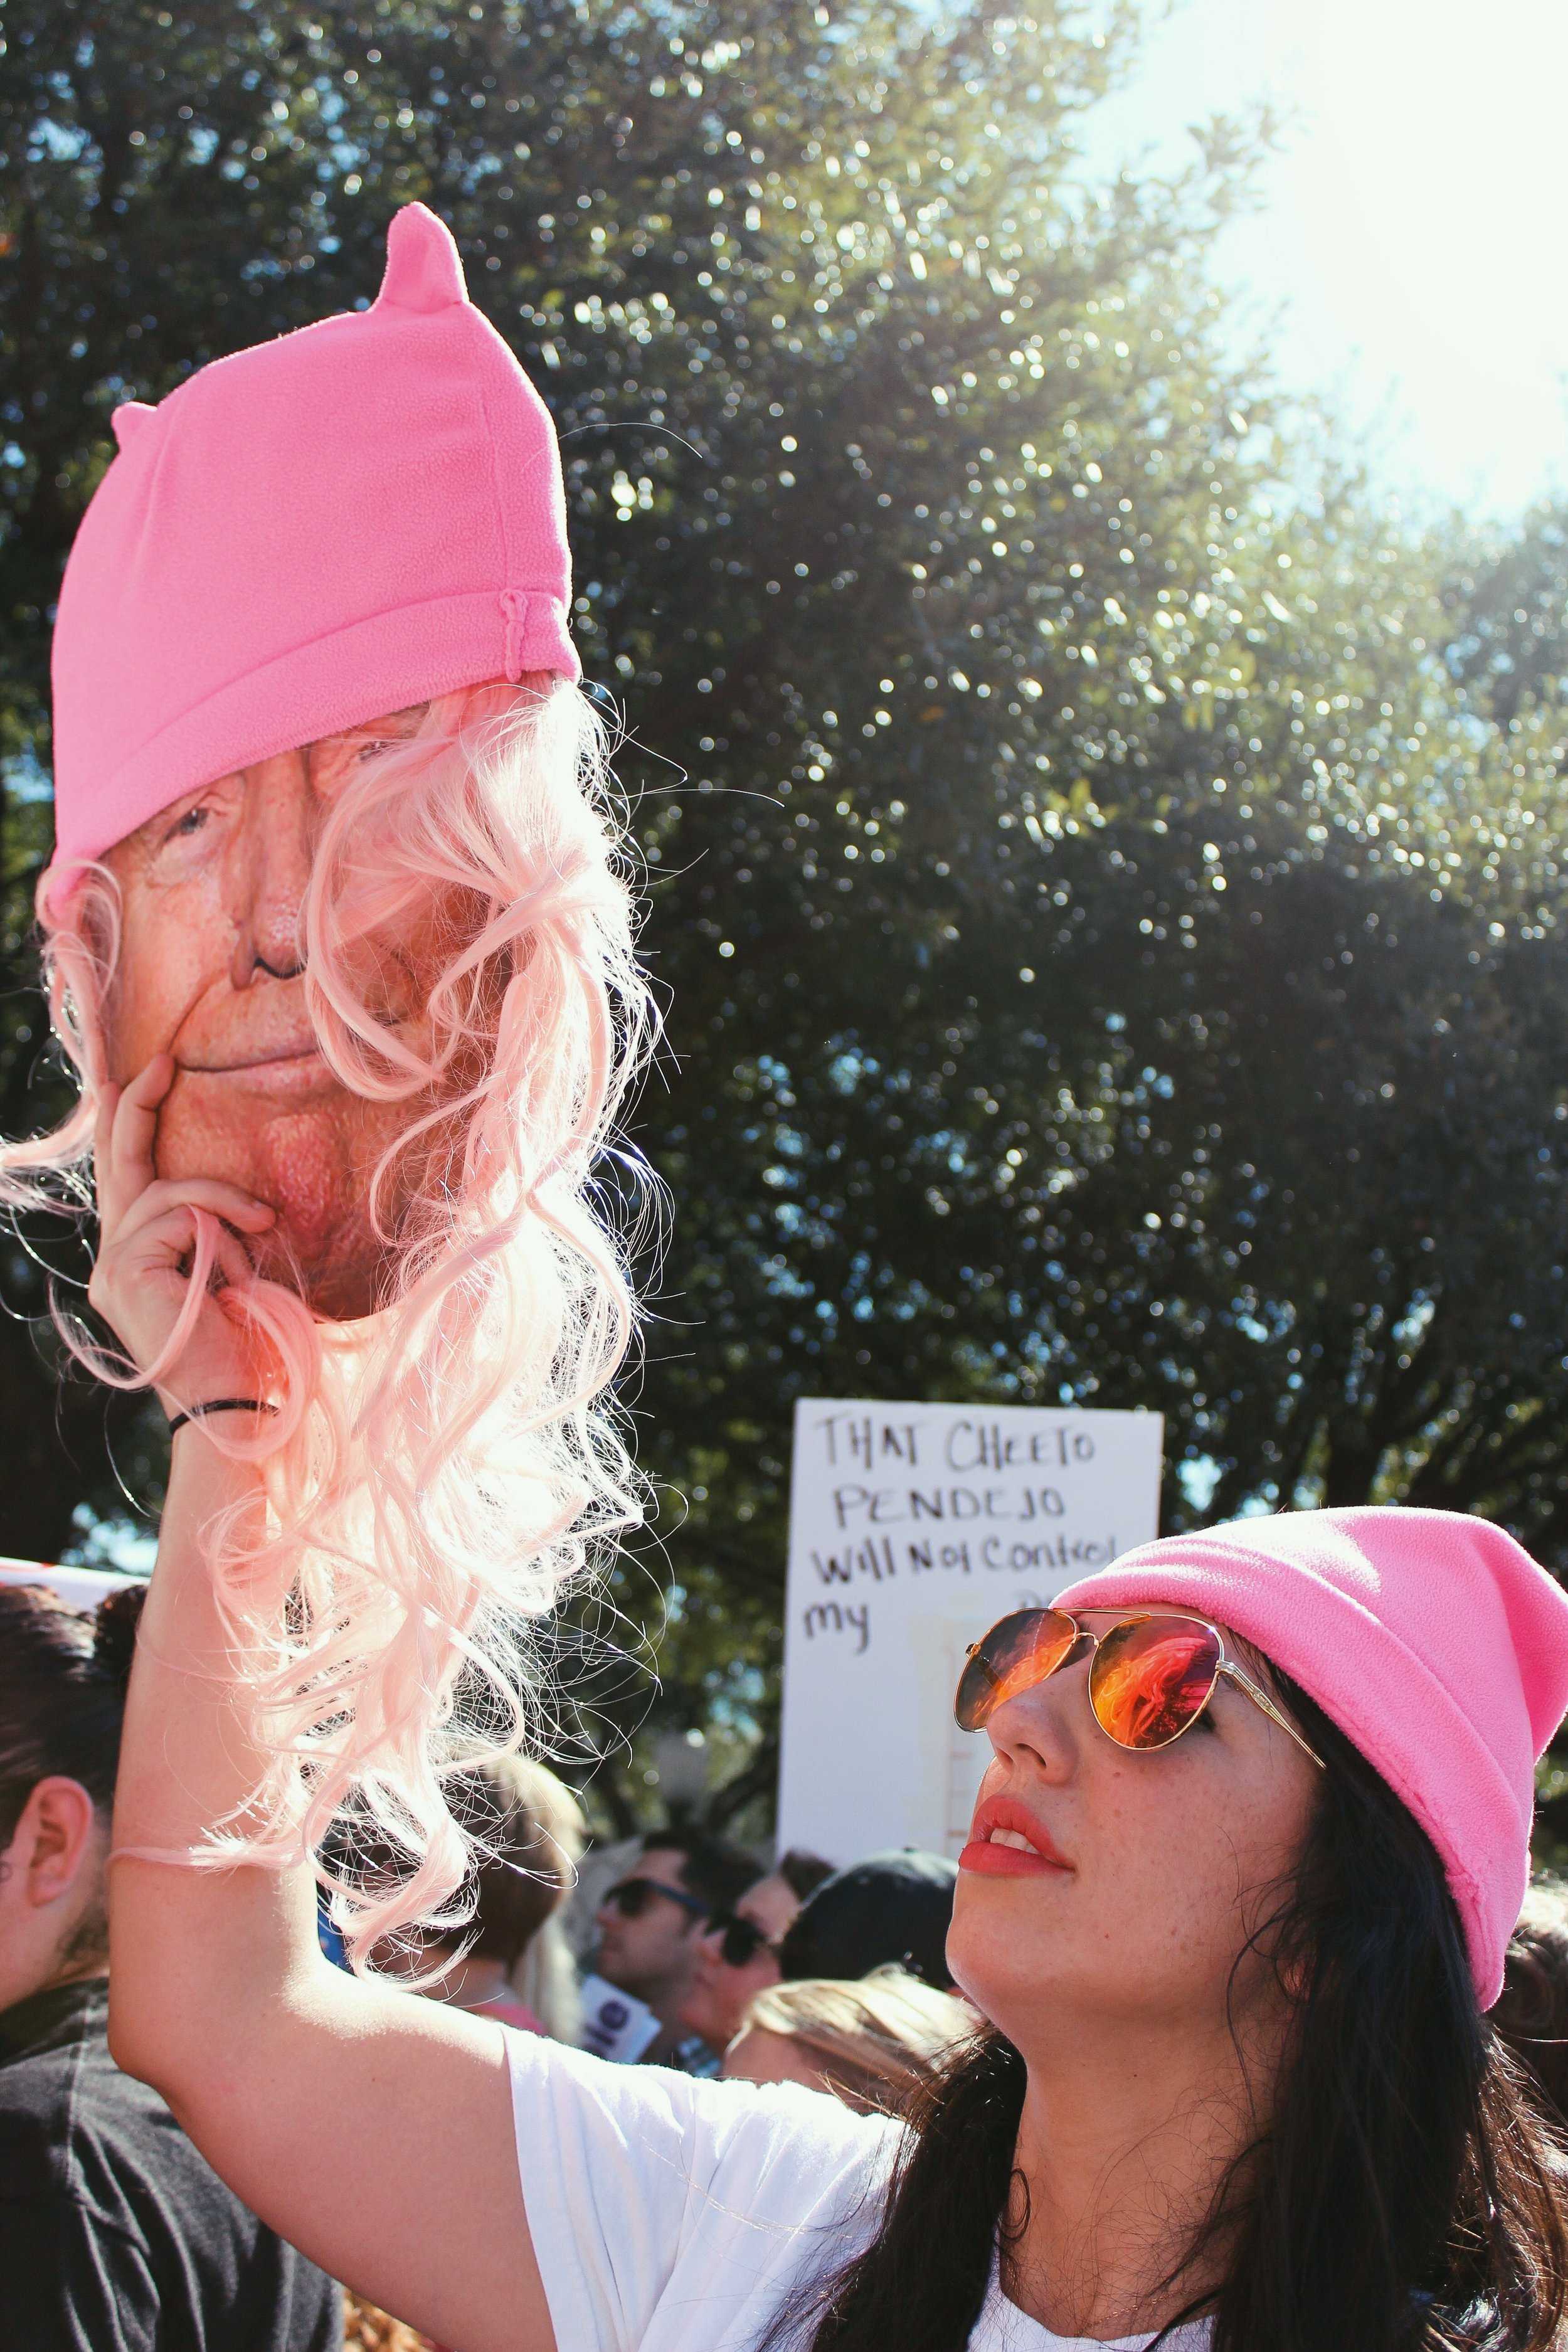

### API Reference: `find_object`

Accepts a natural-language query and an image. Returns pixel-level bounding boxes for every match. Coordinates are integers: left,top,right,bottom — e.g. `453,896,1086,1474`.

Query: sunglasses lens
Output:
720,1919,766,1966
1089,1616,1221,1750
955,1608,1080,1732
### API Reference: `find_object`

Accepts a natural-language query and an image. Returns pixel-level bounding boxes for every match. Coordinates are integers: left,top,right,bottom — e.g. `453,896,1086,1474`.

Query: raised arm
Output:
100,1058,554,2352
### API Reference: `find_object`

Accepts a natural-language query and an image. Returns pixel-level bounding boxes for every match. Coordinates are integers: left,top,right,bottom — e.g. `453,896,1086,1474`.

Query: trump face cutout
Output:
99,704,450,1322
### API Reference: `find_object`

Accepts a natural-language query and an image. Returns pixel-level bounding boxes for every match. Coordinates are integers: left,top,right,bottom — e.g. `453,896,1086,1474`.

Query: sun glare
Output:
1085,0,1568,513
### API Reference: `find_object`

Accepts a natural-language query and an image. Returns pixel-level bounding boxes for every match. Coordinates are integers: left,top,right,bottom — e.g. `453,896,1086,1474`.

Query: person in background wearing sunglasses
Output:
98,1217,1568,2352
590,1830,759,2070
677,1848,835,2057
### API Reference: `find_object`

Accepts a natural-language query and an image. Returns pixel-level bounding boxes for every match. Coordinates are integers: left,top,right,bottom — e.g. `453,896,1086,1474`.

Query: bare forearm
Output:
89,1076,553,2349
109,1430,324,2085
105,1429,553,2352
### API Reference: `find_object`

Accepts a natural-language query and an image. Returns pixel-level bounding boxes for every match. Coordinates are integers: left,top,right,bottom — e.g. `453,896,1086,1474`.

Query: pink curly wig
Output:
0,678,657,1966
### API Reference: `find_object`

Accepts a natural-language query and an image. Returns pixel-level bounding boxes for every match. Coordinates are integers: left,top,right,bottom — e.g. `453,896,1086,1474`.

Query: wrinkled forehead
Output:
102,701,431,866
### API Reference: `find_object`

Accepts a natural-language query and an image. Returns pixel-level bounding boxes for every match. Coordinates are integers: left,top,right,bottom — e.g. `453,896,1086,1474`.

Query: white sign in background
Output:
776,1399,1164,1865
0,1557,136,1611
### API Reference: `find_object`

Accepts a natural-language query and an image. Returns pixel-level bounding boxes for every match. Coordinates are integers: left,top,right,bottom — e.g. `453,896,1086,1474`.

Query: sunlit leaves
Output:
6,0,1568,1826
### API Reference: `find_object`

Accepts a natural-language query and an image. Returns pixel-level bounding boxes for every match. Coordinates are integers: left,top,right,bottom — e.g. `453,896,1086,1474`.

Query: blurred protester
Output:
342,2290,432,2351
678,1847,835,2052
776,1847,960,1991
722,1967,974,2117
422,1756,586,2041
1493,1876,1568,2124
0,1581,341,2351
591,1827,758,2068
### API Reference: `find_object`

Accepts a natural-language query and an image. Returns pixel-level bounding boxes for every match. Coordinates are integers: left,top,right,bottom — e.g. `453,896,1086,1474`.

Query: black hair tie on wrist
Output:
167,1397,278,1438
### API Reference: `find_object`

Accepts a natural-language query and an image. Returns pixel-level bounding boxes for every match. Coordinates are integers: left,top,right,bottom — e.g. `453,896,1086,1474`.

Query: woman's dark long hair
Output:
761,1684,1568,2352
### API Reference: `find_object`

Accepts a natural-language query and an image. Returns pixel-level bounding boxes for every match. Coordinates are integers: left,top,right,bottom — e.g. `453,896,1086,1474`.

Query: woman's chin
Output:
947,1882,1073,2013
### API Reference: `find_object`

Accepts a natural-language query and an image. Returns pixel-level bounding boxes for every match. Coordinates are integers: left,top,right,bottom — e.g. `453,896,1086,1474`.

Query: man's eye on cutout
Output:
146,712,421,861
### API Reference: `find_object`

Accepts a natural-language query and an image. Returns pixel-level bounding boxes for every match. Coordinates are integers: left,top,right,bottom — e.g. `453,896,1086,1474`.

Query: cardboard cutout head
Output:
98,700,460,1318
43,204,582,1318
4,209,655,1966
46,203,578,901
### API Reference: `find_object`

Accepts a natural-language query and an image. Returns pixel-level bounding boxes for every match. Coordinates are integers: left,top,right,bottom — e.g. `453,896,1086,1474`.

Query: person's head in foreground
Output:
679,1846,835,2050
0,202,656,1966
775,1845,960,1991
0,1580,341,2349
723,1966,973,2117
753,1505,1568,2352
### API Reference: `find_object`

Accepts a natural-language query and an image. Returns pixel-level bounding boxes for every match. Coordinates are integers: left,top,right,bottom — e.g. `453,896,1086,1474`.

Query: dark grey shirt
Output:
0,1976,341,2350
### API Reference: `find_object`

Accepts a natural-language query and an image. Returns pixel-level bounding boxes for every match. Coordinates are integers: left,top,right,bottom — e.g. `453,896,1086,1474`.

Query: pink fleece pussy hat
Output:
1054,1506,1568,2008
43,203,578,915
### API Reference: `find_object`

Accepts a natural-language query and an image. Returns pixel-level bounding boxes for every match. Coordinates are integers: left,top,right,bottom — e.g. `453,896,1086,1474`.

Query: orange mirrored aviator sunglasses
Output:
954,1606,1325,1768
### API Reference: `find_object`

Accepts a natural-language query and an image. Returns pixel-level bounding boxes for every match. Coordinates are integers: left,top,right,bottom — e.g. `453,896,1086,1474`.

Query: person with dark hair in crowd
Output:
0,1579,341,2352
776,1847,960,1991
678,1846,835,2055
590,1826,759,2069
1494,1877,1568,2124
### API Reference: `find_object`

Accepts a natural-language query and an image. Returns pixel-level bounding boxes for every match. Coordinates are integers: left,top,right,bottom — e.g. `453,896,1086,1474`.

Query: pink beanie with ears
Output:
1054,1506,1568,2008
43,203,578,915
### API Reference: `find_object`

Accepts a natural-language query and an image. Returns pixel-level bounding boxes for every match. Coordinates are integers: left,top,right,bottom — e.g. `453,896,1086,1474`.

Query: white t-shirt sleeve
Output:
506,2029,901,2352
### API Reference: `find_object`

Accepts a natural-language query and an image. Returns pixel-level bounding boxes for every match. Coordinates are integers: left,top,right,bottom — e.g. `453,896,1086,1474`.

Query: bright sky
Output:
1080,0,1568,517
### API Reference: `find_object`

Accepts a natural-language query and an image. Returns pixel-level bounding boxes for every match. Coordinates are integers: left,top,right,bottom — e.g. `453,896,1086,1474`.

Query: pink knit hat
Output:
1054,1507,1568,2007
43,203,577,914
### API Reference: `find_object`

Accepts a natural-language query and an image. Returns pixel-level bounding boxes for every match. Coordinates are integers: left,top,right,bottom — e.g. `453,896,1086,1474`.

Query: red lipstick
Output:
958,1794,1073,1880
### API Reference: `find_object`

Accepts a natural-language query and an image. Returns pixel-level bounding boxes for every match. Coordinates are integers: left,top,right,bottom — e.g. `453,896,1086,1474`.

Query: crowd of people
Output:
581,1830,962,2077
7,1564,1568,2349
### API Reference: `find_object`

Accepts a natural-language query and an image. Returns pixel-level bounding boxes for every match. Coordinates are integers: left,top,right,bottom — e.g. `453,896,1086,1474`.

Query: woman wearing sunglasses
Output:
105,1290,1568,2352
677,1850,835,2056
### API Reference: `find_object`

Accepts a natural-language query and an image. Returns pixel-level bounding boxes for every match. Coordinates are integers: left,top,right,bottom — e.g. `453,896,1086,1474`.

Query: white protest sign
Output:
576,1972,662,2063
776,1399,1163,1865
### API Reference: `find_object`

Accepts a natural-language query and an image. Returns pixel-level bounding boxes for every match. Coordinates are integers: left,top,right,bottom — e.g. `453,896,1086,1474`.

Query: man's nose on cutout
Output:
230,750,314,990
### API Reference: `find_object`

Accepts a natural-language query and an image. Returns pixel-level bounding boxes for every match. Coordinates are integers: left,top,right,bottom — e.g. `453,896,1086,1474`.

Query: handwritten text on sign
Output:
777,1399,1163,1863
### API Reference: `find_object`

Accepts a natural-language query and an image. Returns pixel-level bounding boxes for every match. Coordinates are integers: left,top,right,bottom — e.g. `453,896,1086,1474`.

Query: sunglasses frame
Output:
705,1910,776,1969
602,1874,714,1922
957,1606,1326,1771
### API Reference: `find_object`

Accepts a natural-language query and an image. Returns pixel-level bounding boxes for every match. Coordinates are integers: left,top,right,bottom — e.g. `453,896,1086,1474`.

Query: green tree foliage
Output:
5,0,1568,1822
1443,501,1568,728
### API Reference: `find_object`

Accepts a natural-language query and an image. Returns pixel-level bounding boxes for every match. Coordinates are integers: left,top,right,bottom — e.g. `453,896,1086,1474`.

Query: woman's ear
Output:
14,1777,102,1910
